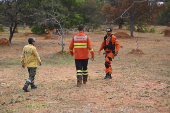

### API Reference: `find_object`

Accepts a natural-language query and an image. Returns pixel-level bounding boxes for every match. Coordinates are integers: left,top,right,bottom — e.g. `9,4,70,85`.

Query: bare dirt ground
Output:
0,25,170,113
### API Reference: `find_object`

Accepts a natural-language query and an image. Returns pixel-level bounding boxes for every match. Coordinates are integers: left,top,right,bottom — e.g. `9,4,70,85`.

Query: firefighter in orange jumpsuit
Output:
99,28,119,79
69,25,95,87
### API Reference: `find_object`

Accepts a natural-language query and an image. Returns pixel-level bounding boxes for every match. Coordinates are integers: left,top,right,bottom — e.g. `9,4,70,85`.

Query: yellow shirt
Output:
21,44,41,67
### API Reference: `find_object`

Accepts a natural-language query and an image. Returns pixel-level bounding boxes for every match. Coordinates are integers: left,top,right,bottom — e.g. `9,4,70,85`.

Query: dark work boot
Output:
77,75,82,87
104,75,108,79
104,73,109,79
83,75,88,84
31,85,37,89
23,85,29,92
108,74,112,79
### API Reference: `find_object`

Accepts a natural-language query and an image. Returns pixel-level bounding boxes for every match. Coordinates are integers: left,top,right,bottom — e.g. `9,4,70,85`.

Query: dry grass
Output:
0,26,170,113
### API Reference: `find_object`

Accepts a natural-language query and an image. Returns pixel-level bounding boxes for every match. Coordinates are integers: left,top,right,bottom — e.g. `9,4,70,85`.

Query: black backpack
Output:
104,34,115,50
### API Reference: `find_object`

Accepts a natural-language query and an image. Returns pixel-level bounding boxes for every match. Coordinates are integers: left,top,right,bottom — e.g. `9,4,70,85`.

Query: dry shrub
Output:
168,22,170,27
114,32,131,38
0,38,10,46
130,48,144,55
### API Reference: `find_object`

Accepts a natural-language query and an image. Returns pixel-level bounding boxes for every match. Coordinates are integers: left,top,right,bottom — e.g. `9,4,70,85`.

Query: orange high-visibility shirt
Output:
69,31,94,59
99,34,119,52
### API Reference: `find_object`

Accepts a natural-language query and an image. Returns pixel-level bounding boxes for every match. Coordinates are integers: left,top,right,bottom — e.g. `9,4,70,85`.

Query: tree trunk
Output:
61,34,64,52
129,20,134,37
118,18,124,29
9,23,18,43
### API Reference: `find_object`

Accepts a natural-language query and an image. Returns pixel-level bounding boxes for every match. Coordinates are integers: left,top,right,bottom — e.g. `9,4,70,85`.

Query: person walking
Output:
69,25,94,87
98,28,119,79
21,37,42,92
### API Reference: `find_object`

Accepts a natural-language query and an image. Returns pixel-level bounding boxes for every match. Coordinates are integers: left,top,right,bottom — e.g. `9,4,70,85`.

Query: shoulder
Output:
23,45,29,49
84,34,89,38
24,45,27,48
111,34,118,39
31,45,36,50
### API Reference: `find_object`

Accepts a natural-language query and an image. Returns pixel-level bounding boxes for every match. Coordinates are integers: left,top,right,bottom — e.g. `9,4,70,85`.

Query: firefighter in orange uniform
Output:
69,25,95,87
99,28,119,79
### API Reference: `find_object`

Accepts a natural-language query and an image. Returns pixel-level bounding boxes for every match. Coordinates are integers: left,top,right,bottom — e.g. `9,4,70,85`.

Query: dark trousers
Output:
24,67,37,87
75,59,88,70
75,59,88,77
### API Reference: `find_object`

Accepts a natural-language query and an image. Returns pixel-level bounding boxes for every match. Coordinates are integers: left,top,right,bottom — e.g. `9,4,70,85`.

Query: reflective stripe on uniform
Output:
77,70,82,73
69,49,73,51
74,43,87,45
77,70,82,76
26,79,31,83
82,70,88,72
83,73,88,75
74,46,87,48
77,73,82,76
89,49,93,52
82,70,88,75
74,43,87,48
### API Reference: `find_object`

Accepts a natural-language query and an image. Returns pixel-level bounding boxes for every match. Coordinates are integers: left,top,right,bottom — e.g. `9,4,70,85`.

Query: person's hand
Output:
91,57,94,61
98,51,100,55
115,51,118,56
71,53,74,56
22,65,25,69
39,62,42,66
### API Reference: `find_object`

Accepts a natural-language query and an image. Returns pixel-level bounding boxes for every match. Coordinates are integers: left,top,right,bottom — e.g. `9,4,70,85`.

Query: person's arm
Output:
69,37,74,56
87,37,94,60
114,36,119,56
21,48,25,68
32,47,42,66
98,40,105,55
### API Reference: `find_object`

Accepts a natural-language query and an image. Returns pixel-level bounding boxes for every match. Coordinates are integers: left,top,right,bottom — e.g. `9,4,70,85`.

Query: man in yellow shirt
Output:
21,37,42,92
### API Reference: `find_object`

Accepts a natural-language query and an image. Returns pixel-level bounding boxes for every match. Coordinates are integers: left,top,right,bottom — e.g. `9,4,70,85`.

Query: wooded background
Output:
0,0,169,43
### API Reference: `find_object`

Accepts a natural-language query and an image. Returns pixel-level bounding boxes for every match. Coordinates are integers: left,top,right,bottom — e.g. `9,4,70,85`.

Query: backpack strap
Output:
104,34,113,45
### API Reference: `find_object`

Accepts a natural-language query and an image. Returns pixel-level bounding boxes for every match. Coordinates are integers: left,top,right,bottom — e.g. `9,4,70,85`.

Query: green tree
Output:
157,2,170,25
0,0,42,43
75,0,105,31
102,0,166,37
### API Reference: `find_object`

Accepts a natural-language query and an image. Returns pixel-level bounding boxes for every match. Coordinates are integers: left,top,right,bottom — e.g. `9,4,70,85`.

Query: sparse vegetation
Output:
0,25,170,112
0,24,4,32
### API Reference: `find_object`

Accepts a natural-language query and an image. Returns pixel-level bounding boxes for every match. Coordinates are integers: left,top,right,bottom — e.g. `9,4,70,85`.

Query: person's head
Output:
28,37,35,45
78,25,84,31
106,28,112,36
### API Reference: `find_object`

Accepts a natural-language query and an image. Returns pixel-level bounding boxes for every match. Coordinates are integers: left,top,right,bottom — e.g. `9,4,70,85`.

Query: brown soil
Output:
0,38,10,46
45,31,58,39
24,26,30,29
168,22,170,27
0,26,170,113
164,29,170,37
114,32,131,38
130,48,144,55
160,29,170,37
14,30,19,33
